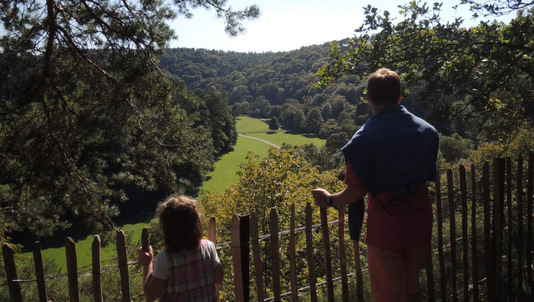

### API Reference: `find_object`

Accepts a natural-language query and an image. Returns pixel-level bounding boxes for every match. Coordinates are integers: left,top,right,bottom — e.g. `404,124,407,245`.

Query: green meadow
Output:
236,116,324,149
22,116,325,271
201,116,324,194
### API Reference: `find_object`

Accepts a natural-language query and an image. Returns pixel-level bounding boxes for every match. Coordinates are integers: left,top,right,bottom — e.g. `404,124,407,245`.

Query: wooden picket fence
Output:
2,153,534,301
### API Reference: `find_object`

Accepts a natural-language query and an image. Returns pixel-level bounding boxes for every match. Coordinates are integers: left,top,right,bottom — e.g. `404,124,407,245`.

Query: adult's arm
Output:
311,184,366,208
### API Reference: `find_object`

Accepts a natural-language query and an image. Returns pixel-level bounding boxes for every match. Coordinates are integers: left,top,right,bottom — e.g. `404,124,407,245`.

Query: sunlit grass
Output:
237,116,324,147
202,116,324,194
200,136,270,194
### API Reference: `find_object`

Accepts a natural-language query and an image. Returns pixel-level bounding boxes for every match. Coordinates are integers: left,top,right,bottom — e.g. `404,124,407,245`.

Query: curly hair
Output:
367,68,402,106
156,195,203,253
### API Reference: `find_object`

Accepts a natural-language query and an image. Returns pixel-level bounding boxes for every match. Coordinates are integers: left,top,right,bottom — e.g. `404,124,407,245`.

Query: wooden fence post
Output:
65,237,79,302
116,231,130,302
353,241,364,302
483,162,493,298
92,235,103,302
231,214,244,302
338,206,349,302
305,203,318,302
289,204,298,302
269,209,281,302
208,217,216,244
2,243,22,302
206,218,220,300
320,207,334,302
506,157,513,295
517,155,524,296
241,215,250,301
33,241,48,302
425,246,435,302
141,228,149,252
250,213,265,302
471,164,479,301
527,152,533,286
493,158,505,300
460,166,469,302
447,169,458,302
232,214,250,302
436,172,446,301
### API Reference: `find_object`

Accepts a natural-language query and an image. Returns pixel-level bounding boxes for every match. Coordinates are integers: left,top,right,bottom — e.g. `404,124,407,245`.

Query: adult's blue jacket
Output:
340,104,439,241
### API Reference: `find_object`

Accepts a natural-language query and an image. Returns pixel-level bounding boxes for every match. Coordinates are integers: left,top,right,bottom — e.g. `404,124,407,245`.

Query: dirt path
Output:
238,134,280,148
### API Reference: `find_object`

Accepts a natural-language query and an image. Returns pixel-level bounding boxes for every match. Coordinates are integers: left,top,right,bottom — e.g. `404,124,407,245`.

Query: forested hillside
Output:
159,1,534,171
159,43,372,154
160,44,332,106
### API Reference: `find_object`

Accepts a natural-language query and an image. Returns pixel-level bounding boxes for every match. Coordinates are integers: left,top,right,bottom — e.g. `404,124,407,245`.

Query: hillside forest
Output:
1,0,534,257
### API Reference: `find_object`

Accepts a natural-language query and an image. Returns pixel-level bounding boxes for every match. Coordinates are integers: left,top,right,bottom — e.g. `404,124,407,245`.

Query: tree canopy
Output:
0,0,258,238
317,1,534,135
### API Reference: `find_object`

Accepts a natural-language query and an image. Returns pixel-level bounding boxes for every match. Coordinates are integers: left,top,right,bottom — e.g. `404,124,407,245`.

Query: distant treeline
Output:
160,44,430,151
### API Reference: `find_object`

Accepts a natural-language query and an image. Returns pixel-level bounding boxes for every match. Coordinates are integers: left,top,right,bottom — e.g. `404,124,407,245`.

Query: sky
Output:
169,0,516,53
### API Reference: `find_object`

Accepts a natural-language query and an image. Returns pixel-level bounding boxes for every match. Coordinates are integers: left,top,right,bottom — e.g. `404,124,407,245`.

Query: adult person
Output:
311,68,439,302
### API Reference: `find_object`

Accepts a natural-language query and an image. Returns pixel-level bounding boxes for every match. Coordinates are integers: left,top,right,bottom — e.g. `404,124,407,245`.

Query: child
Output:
138,195,224,302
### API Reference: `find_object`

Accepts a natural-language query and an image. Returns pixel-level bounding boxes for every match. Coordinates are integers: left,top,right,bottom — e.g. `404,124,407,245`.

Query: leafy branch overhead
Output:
317,1,534,127
0,0,258,236
460,0,534,16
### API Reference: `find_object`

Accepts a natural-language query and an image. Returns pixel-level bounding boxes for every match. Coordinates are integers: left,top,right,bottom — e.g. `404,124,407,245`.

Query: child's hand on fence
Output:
138,245,153,267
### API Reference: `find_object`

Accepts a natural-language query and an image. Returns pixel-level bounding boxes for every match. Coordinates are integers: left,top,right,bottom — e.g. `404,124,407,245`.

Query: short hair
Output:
366,68,401,106
156,195,203,253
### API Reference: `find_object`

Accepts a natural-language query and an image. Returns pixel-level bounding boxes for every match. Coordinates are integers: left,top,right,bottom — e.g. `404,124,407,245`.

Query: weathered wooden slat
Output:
92,236,103,302
353,241,364,302
65,237,79,302
289,204,298,302
270,209,281,302
527,152,533,285
338,206,348,302
305,203,318,302
320,207,334,302
240,215,250,301
232,214,245,302
460,165,469,302
435,173,446,301
447,169,457,302
506,157,513,295
493,158,504,299
2,243,22,302
208,217,216,244
425,246,435,302
250,212,265,302
116,231,130,302
206,217,220,301
471,164,479,301
141,228,149,252
517,155,524,295
33,241,48,302
483,162,494,297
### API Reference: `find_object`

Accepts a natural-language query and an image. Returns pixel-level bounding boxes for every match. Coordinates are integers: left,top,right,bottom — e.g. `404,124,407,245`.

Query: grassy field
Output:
200,137,269,194
236,116,324,148
20,116,324,271
202,116,324,194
